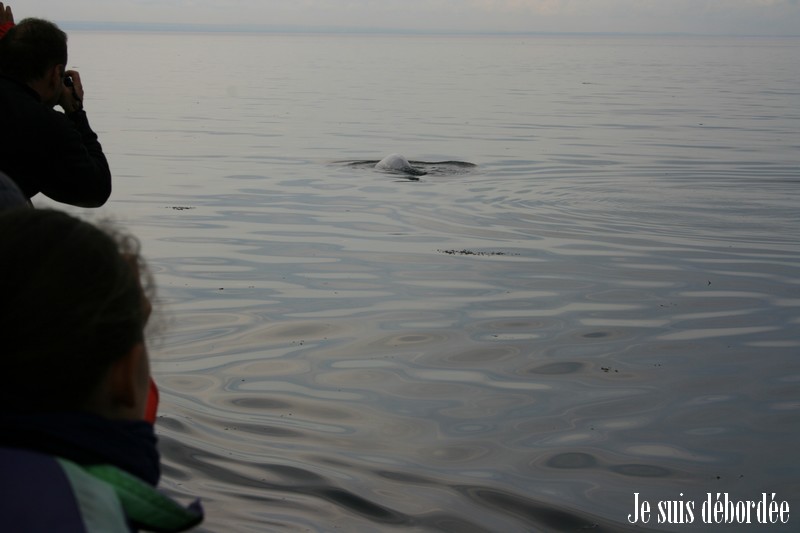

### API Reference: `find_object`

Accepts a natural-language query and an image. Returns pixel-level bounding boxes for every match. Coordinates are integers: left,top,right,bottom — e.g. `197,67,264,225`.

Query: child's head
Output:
0,208,153,419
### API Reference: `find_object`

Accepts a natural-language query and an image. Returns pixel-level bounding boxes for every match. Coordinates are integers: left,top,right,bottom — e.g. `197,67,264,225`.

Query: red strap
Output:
0,22,13,39
144,377,159,424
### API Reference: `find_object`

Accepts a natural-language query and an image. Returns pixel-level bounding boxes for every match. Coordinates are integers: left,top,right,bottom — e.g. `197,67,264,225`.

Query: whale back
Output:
375,154,427,176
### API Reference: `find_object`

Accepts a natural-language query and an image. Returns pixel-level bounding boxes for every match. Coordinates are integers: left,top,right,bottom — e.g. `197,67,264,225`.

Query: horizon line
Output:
57,21,800,39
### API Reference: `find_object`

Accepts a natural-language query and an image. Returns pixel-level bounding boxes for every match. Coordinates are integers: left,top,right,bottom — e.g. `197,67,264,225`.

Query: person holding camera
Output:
0,17,112,207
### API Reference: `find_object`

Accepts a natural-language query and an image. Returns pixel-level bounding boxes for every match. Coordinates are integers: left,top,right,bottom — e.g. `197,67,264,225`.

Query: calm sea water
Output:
45,32,799,531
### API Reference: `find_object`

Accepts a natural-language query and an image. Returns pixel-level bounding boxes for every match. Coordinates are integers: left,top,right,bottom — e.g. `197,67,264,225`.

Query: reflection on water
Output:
339,159,479,179
144,161,799,530
53,32,800,531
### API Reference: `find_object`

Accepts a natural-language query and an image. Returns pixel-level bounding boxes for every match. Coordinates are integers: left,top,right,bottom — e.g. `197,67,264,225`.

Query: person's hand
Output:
0,3,13,25
60,69,84,113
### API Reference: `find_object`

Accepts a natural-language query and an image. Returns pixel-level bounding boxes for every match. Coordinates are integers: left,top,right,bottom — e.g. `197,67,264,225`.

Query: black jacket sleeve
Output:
37,108,112,208
0,78,112,208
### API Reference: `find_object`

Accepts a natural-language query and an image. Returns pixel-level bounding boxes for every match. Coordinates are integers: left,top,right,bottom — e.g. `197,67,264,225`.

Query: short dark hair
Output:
0,18,68,82
0,209,150,414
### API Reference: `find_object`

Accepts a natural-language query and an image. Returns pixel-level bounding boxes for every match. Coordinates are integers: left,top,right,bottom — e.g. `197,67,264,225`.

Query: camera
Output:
64,75,74,88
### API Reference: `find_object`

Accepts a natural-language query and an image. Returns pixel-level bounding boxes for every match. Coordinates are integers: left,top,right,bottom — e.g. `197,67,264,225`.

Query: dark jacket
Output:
0,412,203,532
0,170,27,208
0,74,111,207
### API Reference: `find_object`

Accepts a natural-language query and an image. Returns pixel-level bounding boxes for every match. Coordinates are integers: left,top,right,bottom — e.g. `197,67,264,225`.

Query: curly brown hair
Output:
0,208,152,413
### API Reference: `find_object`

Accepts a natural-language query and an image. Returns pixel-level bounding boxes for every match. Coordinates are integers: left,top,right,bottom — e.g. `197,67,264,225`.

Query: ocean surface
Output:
43,32,799,531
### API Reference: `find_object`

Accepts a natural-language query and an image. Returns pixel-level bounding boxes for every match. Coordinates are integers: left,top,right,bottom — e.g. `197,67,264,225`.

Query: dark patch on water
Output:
375,470,435,485
438,249,519,256
610,464,674,478
583,331,611,339
316,488,407,523
233,422,303,439
229,397,292,410
528,361,586,375
547,452,599,469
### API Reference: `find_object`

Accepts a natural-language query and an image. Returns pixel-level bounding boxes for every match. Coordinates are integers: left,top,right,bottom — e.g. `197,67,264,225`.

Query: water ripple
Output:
66,32,800,532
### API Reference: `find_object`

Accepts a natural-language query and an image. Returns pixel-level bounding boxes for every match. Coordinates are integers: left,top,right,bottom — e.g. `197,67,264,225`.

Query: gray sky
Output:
14,0,800,35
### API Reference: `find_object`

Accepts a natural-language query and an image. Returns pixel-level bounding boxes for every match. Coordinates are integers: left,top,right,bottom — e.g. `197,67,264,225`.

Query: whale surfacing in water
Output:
375,154,427,177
